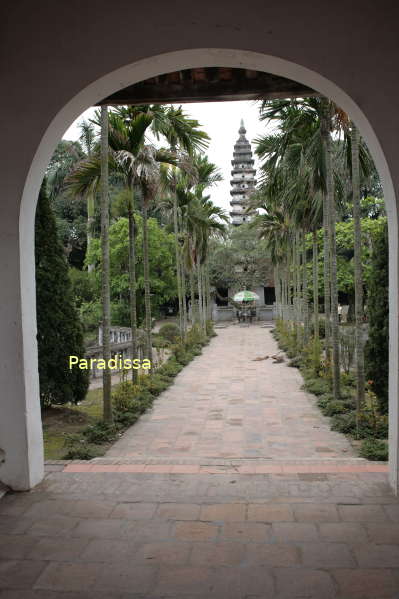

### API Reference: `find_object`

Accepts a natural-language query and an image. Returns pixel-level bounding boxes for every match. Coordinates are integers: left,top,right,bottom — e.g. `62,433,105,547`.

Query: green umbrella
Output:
233,290,260,302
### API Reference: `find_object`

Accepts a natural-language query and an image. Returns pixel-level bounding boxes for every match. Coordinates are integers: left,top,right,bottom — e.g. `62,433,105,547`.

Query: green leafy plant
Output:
63,434,102,460
303,377,330,396
158,323,181,344
359,438,388,461
82,421,119,444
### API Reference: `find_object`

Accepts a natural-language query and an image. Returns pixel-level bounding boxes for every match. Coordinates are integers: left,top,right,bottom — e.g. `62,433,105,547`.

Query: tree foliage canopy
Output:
35,180,89,407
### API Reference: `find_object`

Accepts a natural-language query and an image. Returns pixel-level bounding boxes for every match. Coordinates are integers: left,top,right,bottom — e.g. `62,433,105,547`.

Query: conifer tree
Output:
364,221,389,413
35,179,89,407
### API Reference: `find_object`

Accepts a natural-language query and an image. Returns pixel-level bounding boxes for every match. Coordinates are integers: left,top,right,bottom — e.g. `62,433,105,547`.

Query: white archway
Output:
15,48,399,491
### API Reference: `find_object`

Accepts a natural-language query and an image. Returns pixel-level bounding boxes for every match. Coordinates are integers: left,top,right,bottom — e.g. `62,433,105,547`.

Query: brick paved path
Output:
1,324,398,598
107,325,355,460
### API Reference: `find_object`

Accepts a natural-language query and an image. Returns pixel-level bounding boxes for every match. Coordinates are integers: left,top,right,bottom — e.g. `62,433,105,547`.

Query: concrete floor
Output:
0,325,397,598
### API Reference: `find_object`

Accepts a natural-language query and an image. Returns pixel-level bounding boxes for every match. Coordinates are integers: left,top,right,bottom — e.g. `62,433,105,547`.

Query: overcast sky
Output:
62,100,267,215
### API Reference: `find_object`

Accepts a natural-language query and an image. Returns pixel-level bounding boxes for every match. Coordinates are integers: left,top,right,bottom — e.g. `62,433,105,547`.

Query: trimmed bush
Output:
331,412,357,435
323,400,353,417
140,373,171,395
359,438,388,461
158,323,180,344
303,377,330,396
82,421,119,444
331,410,388,439
113,411,139,427
63,434,102,460
112,381,139,413
158,357,183,377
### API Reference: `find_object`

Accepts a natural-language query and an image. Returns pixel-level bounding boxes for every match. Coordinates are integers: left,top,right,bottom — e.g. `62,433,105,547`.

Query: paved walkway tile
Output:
107,326,355,460
1,324,398,597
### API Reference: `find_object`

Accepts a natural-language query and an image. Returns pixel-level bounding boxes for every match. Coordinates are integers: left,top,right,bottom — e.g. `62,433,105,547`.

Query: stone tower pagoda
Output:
229,119,257,226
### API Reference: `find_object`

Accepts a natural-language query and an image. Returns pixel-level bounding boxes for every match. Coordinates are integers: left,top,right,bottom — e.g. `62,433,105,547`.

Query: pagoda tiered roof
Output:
229,119,257,226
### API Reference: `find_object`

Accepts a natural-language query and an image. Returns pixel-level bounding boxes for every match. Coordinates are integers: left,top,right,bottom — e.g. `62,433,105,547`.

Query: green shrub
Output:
331,412,357,435
112,381,139,412
186,325,207,347
340,372,356,388
82,421,119,444
340,386,355,400
174,347,191,365
63,445,102,460
158,323,180,344
316,393,335,411
288,356,302,368
140,374,171,396
206,320,216,337
62,434,102,460
323,400,353,416
331,411,388,439
113,411,139,427
303,377,330,396
152,334,169,348
359,438,388,461
158,357,183,377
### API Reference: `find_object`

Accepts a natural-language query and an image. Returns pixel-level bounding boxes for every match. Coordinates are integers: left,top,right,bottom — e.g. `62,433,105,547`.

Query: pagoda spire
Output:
229,120,257,226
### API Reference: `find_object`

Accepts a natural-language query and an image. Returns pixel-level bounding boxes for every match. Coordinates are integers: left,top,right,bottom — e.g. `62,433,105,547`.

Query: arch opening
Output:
13,48,398,491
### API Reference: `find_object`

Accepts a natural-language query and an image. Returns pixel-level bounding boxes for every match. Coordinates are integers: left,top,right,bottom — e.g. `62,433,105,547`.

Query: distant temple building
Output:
229,120,257,225
211,119,275,322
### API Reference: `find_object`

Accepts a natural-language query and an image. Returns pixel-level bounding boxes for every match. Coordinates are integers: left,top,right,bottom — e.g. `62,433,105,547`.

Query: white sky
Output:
62,100,267,215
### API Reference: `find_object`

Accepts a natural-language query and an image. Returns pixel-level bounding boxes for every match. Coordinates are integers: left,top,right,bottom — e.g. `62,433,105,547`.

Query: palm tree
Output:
68,106,207,376
114,106,209,345
160,154,223,329
100,106,112,422
351,122,365,432
320,98,340,398
78,120,97,272
256,98,341,392
119,145,176,362
253,101,324,359
160,155,199,337
334,112,372,425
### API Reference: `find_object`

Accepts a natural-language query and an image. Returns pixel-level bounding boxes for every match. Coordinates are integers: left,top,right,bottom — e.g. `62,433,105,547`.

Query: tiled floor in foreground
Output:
1,470,398,598
1,324,397,598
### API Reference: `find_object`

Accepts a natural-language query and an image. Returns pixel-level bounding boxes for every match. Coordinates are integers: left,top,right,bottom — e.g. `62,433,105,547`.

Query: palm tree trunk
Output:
302,232,309,345
202,265,208,326
197,262,205,332
180,261,188,336
322,191,331,363
293,234,299,350
312,229,320,372
87,193,95,273
100,105,112,422
172,192,184,336
142,194,153,363
351,122,365,431
322,101,340,399
190,268,197,325
128,187,138,384
205,263,212,320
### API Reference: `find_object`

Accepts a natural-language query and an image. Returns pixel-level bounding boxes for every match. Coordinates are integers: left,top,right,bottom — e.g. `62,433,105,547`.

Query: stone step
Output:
51,457,388,475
